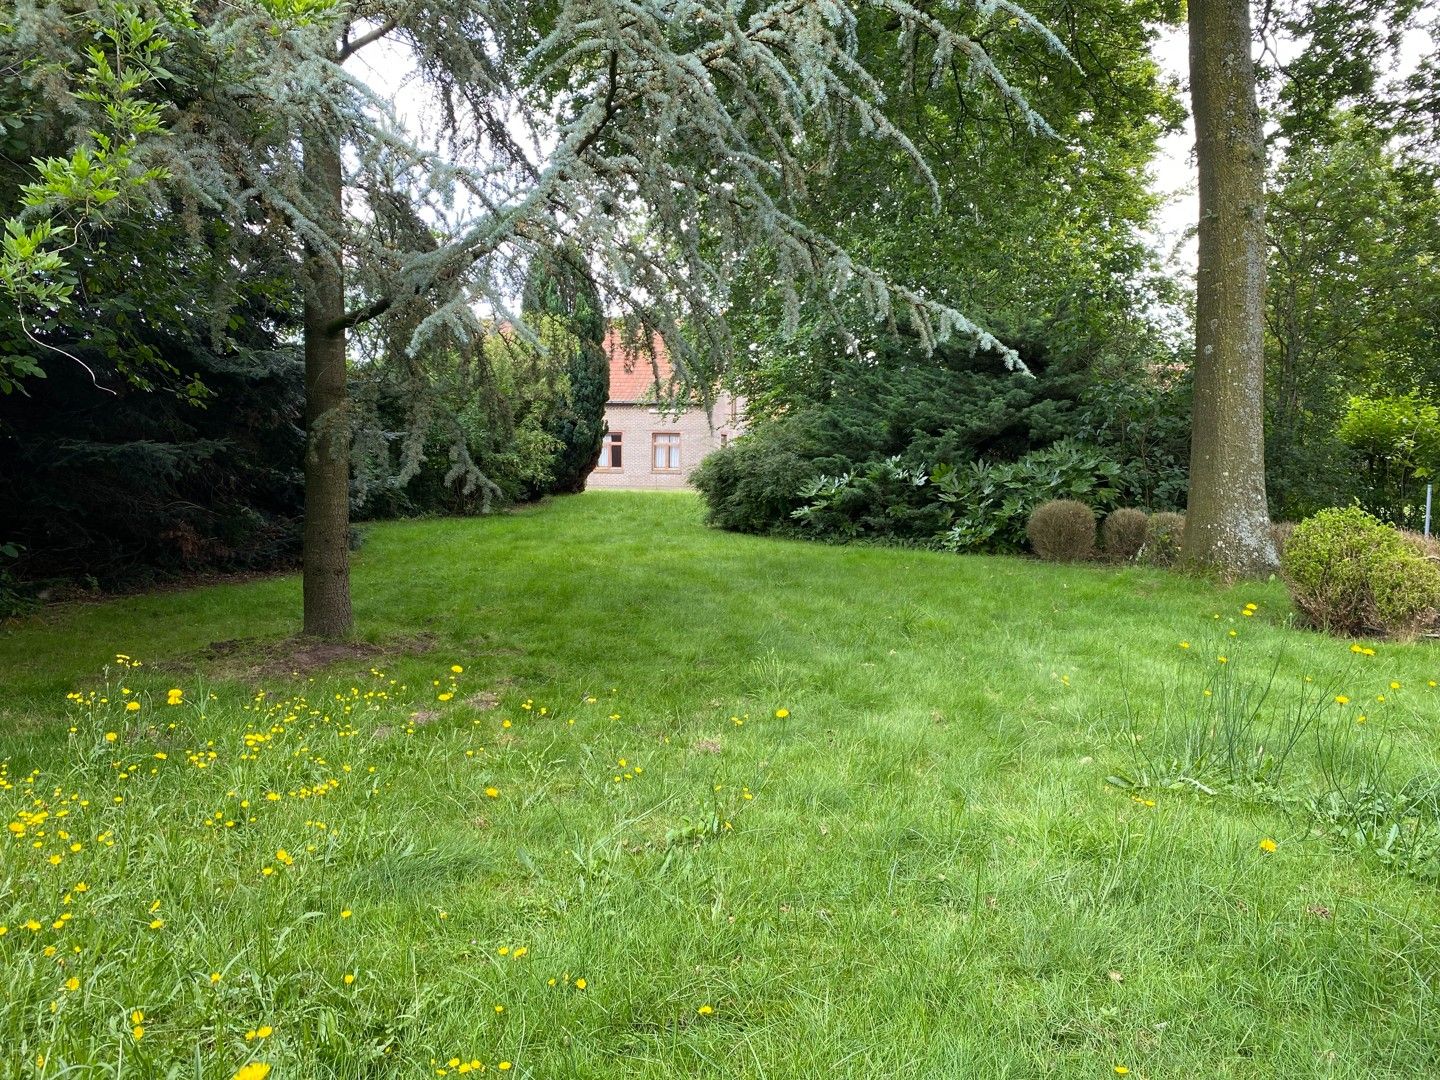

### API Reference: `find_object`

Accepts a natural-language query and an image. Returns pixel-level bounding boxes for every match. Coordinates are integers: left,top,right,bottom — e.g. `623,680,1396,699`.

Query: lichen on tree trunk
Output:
1184,0,1278,575
301,127,354,638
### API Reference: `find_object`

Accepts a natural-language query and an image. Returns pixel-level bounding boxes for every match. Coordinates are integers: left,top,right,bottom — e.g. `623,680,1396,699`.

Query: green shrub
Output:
1027,500,1097,562
790,457,947,542
692,431,811,535
1141,512,1186,566
1282,507,1440,637
1101,508,1148,561
1401,529,1440,561
934,441,1123,554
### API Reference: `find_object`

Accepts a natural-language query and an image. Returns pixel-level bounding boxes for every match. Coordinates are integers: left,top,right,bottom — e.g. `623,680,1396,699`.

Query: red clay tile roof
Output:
605,326,672,403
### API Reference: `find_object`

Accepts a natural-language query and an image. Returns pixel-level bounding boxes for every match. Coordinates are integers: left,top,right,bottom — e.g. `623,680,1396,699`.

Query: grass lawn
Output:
3,490,1440,1078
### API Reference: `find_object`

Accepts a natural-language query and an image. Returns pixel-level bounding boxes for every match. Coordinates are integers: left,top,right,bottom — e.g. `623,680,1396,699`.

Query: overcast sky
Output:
1148,28,1200,279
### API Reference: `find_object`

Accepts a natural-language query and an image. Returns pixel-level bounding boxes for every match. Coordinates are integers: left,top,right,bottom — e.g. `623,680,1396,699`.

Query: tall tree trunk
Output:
1184,0,1277,574
301,128,353,637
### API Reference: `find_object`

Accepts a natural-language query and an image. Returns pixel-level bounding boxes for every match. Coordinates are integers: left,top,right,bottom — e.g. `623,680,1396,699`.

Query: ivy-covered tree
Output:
521,242,608,496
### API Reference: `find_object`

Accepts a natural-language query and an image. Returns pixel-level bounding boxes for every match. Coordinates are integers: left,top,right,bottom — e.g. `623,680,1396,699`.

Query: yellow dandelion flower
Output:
697,1004,714,1015
775,708,789,718
340,909,352,919
64,977,80,992
574,978,587,990
344,973,355,985
498,1063,512,1072
105,732,118,742
1335,695,1349,705
126,701,141,712
485,787,499,798
233,1065,272,1080
1114,1069,1130,1077
1259,837,1277,853
451,665,464,674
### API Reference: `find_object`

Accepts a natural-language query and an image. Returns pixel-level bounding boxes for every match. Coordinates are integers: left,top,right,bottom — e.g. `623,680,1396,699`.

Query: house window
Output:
652,432,681,471
599,432,622,469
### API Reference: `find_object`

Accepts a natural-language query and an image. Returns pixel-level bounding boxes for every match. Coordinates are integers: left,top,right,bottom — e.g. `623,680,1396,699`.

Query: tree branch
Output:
338,18,398,63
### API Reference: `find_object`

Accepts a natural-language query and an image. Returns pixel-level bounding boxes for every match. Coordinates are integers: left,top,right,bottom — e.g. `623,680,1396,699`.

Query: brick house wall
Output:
586,395,745,490
585,326,746,490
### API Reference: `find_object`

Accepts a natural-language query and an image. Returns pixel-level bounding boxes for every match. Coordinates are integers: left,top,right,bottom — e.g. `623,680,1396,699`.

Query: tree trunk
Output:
1183,0,1277,574
301,128,354,638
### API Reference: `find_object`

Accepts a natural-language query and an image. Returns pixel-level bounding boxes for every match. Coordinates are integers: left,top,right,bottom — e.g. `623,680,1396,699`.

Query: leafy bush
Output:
1336,394,1440,528
1282,507,1440,637
1101,508,1149,561
933,441,1124,554
1401,529,1440,561
1027,500,1097,561
790,458,946,542
1141,512,1186,567
691,429,811,535
696,330,1187,548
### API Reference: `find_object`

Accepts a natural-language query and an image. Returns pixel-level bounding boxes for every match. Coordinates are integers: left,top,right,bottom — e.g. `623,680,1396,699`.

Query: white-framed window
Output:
598,432,622,469
652,432,681,471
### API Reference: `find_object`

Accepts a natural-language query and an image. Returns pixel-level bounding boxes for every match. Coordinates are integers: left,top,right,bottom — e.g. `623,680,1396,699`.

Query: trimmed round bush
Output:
1141,511,1186,566
1282,507,1440,637
1101,508,1148,561
1027,500,1096,562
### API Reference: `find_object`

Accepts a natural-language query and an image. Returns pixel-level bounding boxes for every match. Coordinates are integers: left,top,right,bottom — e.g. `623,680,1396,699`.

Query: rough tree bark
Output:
301,126,354,638
1184,0,1278,574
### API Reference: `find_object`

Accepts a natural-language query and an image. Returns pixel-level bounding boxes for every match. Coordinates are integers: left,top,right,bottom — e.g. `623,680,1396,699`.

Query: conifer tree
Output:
521,243,608,495
11,0,1068,636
